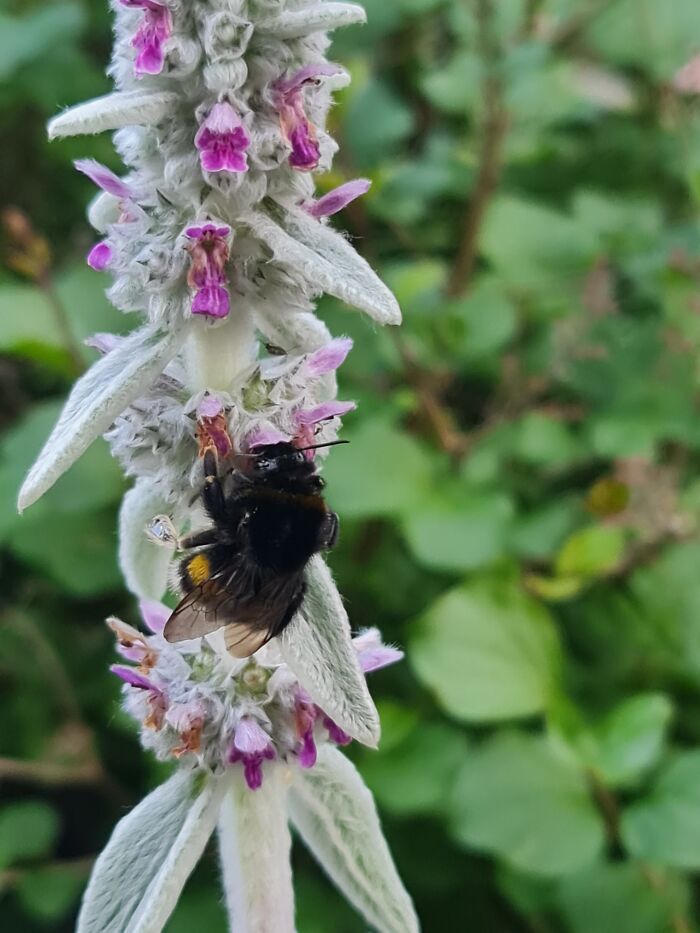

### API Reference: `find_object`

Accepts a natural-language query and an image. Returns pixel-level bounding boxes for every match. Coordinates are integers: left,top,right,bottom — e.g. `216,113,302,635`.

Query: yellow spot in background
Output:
187,553,211,585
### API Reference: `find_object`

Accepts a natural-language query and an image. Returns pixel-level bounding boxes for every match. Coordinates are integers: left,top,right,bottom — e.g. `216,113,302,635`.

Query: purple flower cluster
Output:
109,602,401,789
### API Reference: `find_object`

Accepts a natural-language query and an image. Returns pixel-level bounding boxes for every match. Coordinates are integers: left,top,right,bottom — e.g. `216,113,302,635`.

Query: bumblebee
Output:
163,443,341,657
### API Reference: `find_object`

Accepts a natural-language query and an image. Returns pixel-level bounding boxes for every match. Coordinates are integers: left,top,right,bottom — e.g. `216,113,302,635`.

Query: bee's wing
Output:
164,571,306,658
163,582,231,643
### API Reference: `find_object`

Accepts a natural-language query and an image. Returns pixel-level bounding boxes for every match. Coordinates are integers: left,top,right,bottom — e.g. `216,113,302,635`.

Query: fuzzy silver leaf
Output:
244,206,401,326
257,3,366,39
289,745,420,933
77,769,225,933
279,556,381,748
18,321,188,511
48,91,180,139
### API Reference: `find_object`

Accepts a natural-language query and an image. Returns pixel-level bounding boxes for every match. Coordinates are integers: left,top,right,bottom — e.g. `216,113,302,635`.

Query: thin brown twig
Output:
0,756,102,787
0,855,95,891
446,0,508,298
38,272,85,376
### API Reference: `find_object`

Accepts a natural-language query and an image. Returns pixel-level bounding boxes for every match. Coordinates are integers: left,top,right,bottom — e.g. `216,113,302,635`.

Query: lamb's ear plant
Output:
19,1,418,930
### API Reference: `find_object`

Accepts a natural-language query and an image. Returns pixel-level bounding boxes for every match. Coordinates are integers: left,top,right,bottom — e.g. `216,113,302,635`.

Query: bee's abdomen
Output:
181,552,213,591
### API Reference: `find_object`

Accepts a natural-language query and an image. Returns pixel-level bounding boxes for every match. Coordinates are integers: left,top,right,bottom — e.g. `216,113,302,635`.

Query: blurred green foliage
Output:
4,0,700,930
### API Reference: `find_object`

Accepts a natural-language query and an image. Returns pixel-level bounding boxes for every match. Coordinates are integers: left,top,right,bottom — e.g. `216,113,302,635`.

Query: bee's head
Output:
249,442,306,480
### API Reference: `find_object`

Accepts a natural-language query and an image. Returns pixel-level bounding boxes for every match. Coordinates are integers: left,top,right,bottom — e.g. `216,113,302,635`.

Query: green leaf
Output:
0,400,123,542
343,78,414,166
11,508,121,596
0,264,129,361
592,694,674,788
557,861,691,933
480,195,599,292
555,526,626,579
322,417,433,520
16,866,86,921
512,413,581,468
622,750,700,868
359,723,469,816
409,575,562,722
401,489,514,571
447,277,518,360
450,732,605,877
0,5,86,81
0,802,60,870
552,694,674,790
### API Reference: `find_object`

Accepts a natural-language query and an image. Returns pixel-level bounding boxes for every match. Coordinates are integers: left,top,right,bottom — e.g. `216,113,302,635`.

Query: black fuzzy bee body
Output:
164,443,338,657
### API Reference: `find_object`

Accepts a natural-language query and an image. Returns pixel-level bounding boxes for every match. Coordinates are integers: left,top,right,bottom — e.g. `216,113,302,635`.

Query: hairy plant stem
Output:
184,308,256,393
218,765,295,933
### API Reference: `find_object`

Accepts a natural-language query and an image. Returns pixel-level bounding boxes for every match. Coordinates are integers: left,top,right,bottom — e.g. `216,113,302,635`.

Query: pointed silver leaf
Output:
77,769,225,933
279,556,380,747
290,745,420,933
18,320,188,511
258,3,366,38
244,206,401,325
48,90,179,139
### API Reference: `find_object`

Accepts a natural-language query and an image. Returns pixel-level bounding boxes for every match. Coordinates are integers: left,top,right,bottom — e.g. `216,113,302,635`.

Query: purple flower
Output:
87,241,112,271
303,179,371,219
302,337,353,377
294,400,356,427
120,0,172,76
294,695,318,768
185,224,231,319
247,427,290,449
111,664,160,691
272,64,342,172
139,599,170,634
195,102,250,174
74,159,133,200
354,629,404,673
229,718,276,790
323,715,352,747
196,393,233,458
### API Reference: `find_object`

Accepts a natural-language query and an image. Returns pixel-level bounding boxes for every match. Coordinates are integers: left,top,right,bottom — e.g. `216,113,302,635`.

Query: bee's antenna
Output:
297,440,350,452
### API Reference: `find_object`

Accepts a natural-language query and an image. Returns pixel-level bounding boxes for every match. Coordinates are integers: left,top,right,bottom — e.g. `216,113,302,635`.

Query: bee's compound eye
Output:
293,450,305,463
256,457,270,469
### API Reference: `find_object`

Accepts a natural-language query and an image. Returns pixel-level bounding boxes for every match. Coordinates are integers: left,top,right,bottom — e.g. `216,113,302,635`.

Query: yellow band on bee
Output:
187,553,211,585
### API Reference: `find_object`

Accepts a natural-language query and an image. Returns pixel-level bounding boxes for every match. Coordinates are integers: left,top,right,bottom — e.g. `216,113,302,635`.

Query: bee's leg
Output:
178,528,219,550
202,449,227,521
318,511,339,550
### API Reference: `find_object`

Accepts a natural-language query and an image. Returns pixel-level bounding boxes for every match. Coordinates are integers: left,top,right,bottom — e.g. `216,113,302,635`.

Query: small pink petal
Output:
303,337,353,377
74,159,133,199
234,718,272,755
294,400,356,427
358,646,404,673
274,63,343,96
185,223,230,239
192,285,230,318
247,427,290,449
196,394,224,419
304,179,371,219
85,332,122,355
139,599,171,634
675,55,700,93
111,664,161,693
87,241,112,271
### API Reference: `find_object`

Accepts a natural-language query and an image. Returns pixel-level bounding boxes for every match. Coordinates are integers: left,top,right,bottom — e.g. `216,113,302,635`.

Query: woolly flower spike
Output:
79,603,419,932
273,63,343,171
185,224,231,319
31,0,415,929
195,102,250,174
119,0,172,76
